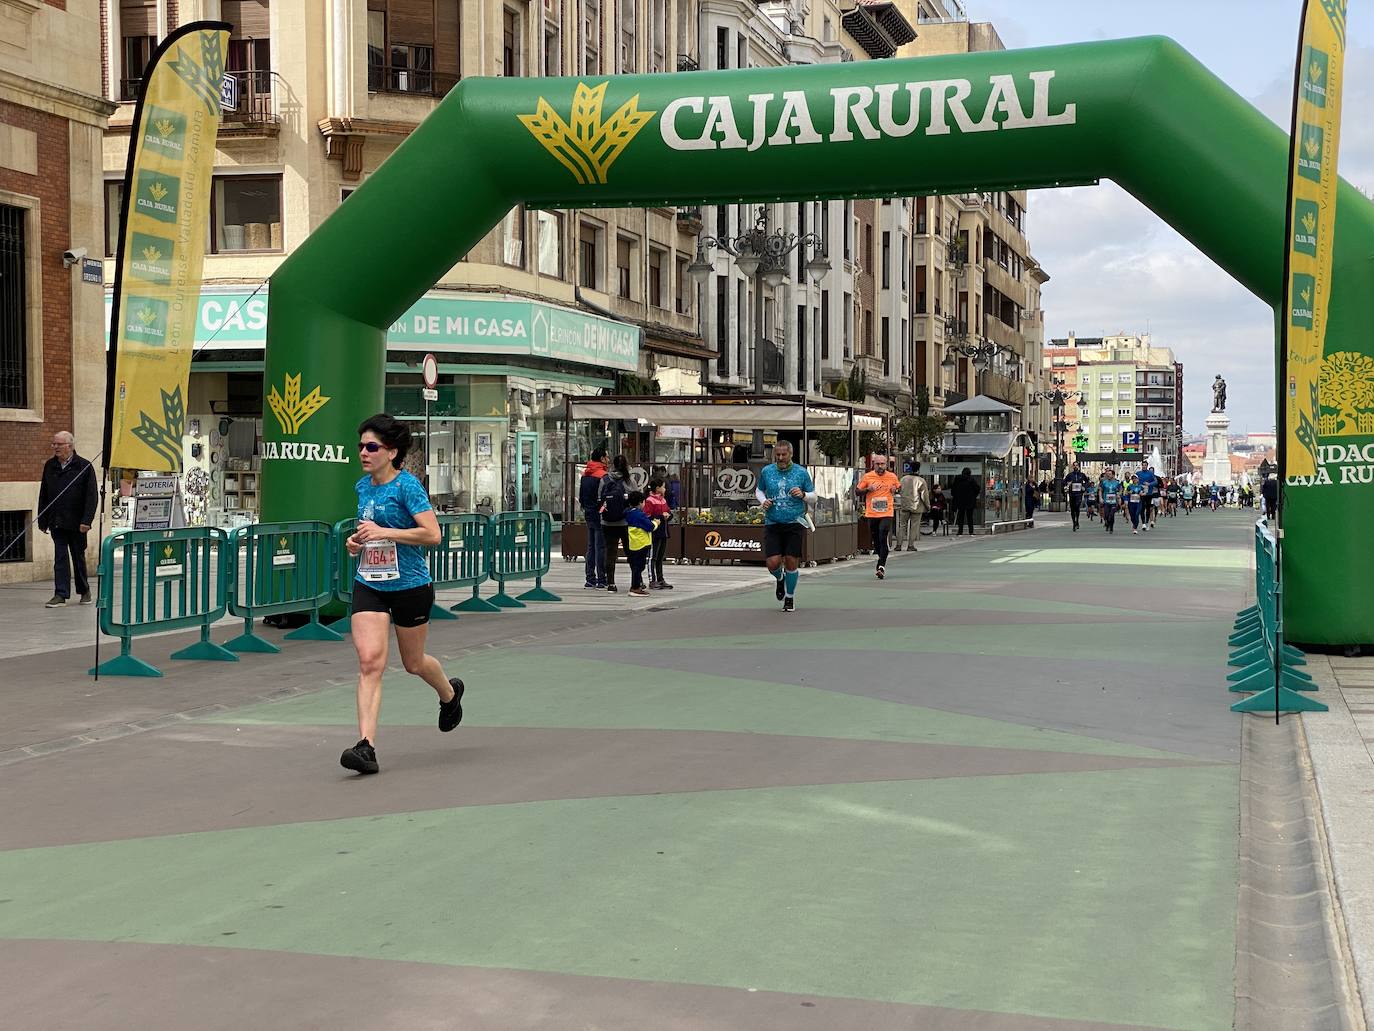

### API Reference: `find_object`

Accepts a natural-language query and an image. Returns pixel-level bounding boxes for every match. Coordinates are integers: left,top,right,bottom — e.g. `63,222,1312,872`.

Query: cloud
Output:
1032,46,1374,435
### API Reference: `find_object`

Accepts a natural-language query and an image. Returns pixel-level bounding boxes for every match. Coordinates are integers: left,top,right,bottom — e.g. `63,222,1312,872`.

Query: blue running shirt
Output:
355,471,433,590
757,463,816,525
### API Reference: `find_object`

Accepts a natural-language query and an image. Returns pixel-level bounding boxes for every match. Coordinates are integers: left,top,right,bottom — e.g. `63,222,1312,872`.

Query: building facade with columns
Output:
1,0,114,583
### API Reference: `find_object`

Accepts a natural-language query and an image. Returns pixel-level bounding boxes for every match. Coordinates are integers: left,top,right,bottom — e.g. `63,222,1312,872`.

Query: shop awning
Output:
563,396,886,431
942,395,1018,416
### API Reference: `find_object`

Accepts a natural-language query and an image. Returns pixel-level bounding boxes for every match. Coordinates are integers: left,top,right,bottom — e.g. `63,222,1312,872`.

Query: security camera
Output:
62,247,87,268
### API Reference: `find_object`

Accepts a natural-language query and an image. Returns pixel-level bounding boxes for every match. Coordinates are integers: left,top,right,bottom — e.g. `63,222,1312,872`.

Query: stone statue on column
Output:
1212,374,1227,413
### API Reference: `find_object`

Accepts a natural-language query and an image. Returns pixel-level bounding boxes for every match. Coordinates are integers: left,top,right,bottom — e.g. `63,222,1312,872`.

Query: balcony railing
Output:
367,66,460,99
220,69,283,129
677,53,700,71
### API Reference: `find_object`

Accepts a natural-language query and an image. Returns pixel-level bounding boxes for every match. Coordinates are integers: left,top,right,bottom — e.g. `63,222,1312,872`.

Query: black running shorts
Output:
352,581,435,627
763,521,806,559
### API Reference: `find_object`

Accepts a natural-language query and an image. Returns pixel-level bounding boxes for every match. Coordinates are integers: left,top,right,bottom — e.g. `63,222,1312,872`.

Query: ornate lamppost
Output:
1028,378,1085,501
687,206,830,398
940,315,1008,398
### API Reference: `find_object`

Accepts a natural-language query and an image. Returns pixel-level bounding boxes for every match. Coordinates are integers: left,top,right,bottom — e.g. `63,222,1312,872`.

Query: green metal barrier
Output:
333,517,359,608
89,527,237,678
429,514,492,618
1230,521,1325,715
224,521,344,653
487,511,560,608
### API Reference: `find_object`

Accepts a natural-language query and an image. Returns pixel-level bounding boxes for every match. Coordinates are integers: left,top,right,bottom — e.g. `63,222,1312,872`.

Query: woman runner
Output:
341,414,465,775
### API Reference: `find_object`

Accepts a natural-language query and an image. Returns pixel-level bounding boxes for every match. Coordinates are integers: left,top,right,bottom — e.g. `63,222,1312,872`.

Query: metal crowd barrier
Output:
486,511,561,607
333,517,359,606
428,514,495,618
1229,520,1324,714
89,527,236,678
224,520,344,653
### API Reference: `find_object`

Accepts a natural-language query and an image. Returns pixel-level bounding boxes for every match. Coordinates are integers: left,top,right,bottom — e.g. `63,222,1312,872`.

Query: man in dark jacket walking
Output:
579,448,608,588
950,467,980,536
37,431,99,607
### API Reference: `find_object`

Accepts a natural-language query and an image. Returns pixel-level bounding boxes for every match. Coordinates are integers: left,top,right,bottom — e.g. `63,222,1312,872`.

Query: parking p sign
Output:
1122,430,1141,451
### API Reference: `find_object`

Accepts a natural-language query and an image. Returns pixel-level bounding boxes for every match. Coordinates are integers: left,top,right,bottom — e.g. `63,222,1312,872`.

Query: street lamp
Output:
1028,378,1085,502
687,205,829,400
940,315,1007,391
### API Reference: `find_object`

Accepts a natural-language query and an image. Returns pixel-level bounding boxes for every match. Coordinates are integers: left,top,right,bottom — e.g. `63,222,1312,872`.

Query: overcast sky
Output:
965,0,1373,436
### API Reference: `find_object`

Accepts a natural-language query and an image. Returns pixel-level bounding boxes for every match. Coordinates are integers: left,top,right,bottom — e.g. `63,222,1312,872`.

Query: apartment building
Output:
897,0,1050,432
99,0,709,522
1050,333,1185,473
1,1,113,583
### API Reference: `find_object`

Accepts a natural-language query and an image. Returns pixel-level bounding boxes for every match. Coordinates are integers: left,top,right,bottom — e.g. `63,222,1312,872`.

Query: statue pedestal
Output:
1201,411,1232,486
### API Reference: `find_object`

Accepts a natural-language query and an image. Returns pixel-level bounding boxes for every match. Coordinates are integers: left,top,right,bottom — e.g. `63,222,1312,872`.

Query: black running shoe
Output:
783,597,795,613
340,739,378,775
439,678,465,732
775,576,786,602
876,565,885,580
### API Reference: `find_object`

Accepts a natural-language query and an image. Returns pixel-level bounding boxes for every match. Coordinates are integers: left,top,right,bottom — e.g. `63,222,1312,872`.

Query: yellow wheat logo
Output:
278,536,288,548
1302,211,1318,234
518,81,656,185
148,182,168,202
141,245,162,263
163,545,174,559
268,372,330,436
1304,132,1322,159
1301,285,1313,305
155,118,176,137
1310,60,1325,83
137,306,159,326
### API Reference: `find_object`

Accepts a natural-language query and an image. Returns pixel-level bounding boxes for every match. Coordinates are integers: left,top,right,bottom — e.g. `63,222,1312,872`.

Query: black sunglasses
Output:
358,441,384,453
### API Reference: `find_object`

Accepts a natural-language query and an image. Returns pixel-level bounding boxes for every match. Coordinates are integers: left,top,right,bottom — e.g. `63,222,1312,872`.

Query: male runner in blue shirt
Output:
756,440,817,612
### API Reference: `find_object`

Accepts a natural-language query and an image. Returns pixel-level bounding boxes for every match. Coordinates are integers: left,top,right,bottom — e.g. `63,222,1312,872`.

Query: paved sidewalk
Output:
6,510,1279,1030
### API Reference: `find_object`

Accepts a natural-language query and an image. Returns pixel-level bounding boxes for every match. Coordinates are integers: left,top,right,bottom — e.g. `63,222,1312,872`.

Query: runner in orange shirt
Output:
856,455,901,579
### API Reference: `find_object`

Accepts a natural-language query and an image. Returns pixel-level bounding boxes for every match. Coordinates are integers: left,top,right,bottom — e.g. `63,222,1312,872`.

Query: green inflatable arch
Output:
262,35,1374,645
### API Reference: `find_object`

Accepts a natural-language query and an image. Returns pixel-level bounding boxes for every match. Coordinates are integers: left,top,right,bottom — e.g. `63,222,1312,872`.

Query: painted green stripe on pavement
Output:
0,766,1237,1030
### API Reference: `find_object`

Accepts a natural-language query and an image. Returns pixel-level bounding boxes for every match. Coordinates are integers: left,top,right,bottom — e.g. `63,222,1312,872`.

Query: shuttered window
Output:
222,0,270,37
367,0,459,95
0,204,27,409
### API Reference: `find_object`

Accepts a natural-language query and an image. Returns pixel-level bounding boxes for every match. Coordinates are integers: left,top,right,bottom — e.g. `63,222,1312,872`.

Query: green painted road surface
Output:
2,510,1253,1030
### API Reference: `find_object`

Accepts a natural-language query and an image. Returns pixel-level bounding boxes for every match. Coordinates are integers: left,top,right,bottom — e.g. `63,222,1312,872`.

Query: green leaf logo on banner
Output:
129,232,175,285
1302,46,1330,107
134,172,180,224
518,81,656,185
131,387,186,469
1298,124,1325,182
267,372,331,435
1292,273,1316,329
1293,199,1320,256
169,29,227,115
124,296,170,344
142,105,187,158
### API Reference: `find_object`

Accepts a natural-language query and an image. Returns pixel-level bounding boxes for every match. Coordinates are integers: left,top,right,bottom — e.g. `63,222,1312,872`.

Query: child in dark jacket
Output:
642,476,674,590
623,491,657,597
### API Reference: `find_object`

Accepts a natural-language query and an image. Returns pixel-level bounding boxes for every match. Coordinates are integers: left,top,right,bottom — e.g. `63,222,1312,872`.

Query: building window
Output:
583,0,600,74
579,222,601,289
616,235,633,298
367,0,460,95
0,203,29,409
119,0,156,101
675,255,691,314
842,201,852,259
821,290,830,360
537,210,563,278
881,231,890,289
737,32,747,69
737,280,747,375
716,275,729,378
223,0,273,115
716,26,730,69
503,8,524,76
881,316,890,374
650,0,666,71
104,180,125,257
649,247,665,308
916,196,927,234
1118,372,1132,383
502,205,525,268
544,5,561,77
211,174,283,252
1118,408,1132,418
843,292,852,359
900,235,907,291
797,303,807,387
0,510,26,563
618,0,636,72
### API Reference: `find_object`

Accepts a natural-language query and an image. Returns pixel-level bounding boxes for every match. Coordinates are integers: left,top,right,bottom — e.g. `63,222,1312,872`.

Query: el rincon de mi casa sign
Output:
260,37,1374,645
104,290,641,372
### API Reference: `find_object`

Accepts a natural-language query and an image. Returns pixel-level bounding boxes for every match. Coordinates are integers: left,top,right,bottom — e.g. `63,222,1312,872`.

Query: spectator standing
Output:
623,491,656,597
578,448,608,589
928,484,947,536
950,467,980,536
643,476,674,589
896,460,931,552
37,431,99,608
1023,478,1038,527
598,455,631,593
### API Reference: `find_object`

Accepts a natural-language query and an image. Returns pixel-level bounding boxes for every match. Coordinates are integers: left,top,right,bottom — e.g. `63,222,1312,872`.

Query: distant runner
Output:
856,455,901,579
1137,464,1159,531
1099,469,1122,535
1064,463,1091,532
757,440,817,613
1125,474,1147,534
